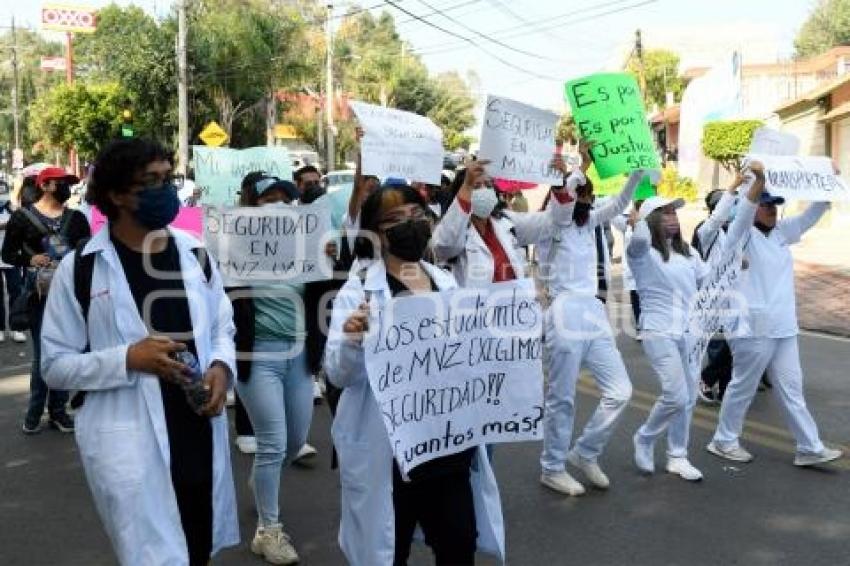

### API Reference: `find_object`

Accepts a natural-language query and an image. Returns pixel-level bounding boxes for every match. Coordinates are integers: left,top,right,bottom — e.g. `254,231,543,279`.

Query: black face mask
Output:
300,181,325,204
573,201,592,226
384,219,431,262
54,182,72,204
754,220,773,235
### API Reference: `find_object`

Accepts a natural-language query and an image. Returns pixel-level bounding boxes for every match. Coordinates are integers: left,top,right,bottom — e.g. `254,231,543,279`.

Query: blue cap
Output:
256,177,299,201
759,192,785,206
382,177,410,188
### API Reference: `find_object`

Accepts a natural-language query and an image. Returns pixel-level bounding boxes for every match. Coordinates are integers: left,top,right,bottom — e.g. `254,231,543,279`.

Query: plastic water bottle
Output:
174,351,209,413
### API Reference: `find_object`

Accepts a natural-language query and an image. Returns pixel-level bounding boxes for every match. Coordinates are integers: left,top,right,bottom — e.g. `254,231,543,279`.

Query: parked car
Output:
323,169,356,194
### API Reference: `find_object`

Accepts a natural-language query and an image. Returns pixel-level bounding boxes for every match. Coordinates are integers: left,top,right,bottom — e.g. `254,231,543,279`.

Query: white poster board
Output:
747,154,850,201
749,127,800,156
364,279,544,474
203,198,333,285
350,101,443,185
478,95,561,185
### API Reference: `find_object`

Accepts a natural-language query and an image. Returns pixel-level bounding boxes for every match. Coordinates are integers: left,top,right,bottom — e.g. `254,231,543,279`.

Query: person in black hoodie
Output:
2,166,90,434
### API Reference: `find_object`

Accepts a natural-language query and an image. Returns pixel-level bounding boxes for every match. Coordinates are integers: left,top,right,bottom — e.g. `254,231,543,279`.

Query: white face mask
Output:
260,200,291,208
470,187,499,218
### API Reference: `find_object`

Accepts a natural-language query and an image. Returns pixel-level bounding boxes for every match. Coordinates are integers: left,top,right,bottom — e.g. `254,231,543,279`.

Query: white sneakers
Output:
706,441,754,463
566,450,610,489
11,331,26,343
293,443,317,465
666,457,703,481
236,436,258,454
540,470,586,496
633,432,655,474
251,524,299,565
794,447,843,467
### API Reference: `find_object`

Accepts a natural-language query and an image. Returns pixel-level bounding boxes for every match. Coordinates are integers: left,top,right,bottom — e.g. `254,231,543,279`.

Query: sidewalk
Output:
795,261,850,337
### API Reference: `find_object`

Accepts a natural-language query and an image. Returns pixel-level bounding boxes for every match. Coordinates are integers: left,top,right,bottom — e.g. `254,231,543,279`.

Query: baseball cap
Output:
382,177,410,188
255,176,299,201
36,166,79,188
639,195,685,221
759,192,785,206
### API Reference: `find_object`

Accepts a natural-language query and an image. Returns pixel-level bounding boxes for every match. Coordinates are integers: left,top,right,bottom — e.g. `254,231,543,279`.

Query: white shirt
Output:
695,191,736,259
723,198,829,338
542,172,639,298
0,203,11,268
627,220,710,336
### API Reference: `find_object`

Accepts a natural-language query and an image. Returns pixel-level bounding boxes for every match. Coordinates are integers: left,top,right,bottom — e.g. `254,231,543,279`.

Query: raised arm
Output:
431,160,487,261
723,162,765,251
347,126,368,223
777,201,831,244
592,169,655,225
696,175,740,247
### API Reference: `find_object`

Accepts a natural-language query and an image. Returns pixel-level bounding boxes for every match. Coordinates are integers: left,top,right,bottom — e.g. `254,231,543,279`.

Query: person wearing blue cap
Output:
707,161,843,467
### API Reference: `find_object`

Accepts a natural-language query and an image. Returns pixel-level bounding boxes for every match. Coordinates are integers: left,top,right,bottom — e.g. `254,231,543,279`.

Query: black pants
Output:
234,390,254,436
702,336,733,395
629,290,641,329
392,465,477,566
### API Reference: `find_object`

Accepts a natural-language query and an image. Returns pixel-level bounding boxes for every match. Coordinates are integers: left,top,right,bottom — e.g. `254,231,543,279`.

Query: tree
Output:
29,82,126,160
627,49,686,110
795,0,850,57
74,4,177,144
701,119,763,172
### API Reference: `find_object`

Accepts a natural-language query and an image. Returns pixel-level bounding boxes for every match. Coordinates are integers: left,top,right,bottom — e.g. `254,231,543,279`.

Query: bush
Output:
701,120,763,172
657,165,698,202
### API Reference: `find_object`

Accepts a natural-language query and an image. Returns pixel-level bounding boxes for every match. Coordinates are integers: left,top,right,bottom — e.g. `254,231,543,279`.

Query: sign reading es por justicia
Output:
41,4,98,33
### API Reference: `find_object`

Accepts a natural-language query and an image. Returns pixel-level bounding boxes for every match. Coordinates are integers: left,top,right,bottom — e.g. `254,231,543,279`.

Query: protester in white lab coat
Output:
40,139,239,566
324,184,505,566
707,161,843,467
627,194,711,481
431,159,571,289
538,167,655,496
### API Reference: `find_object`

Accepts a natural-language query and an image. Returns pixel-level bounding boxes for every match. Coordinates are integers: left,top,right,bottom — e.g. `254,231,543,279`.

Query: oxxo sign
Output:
41,4,98,34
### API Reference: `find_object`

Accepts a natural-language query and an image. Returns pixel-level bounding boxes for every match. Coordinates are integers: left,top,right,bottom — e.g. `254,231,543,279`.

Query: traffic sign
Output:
199,121,229,147
274,124,298,139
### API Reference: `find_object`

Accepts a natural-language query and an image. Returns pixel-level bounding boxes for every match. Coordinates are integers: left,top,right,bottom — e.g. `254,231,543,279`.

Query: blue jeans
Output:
28,300,69,420
236,339,313,526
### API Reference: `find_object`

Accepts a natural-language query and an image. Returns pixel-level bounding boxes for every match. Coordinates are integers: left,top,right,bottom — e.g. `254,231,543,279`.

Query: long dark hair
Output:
355,186,428,259
646,208,691,262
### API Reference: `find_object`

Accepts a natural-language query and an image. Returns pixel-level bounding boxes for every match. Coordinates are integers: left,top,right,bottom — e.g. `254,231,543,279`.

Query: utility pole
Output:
11,17,20,155
177,0,189,175
635,29,647,106
325,3,335,171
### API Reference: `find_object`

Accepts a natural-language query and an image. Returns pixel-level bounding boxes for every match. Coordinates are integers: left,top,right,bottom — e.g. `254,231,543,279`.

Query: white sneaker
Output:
251,524,299,565
226,390,235,407
540,470,585,496
666,457,703,481
312,379,323,404
633,432,655,474
794,447,843,467
706,441,753,463
566,450,610,489
0,332,5,342
236,435,258,454
11,331,26,343
293,443,317,465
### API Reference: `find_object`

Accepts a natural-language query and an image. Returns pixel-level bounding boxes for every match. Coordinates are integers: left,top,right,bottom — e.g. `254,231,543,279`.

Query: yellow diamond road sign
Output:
199,121,229,147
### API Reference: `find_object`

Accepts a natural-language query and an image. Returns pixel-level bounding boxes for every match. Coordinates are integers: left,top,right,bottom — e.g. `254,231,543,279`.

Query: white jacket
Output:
432,194,570,288
323,259,505,566
41,227,239,566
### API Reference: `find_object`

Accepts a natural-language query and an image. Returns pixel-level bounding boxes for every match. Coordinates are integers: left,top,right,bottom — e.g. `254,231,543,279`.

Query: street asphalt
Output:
0,300,847,565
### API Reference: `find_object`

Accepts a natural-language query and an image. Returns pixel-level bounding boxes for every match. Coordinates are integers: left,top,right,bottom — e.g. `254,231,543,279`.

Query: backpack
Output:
69,241,212,409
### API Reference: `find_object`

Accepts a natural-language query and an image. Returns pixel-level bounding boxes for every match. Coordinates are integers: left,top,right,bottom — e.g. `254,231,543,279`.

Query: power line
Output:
412,0,569,63
382,0,564,82
415,0,658,56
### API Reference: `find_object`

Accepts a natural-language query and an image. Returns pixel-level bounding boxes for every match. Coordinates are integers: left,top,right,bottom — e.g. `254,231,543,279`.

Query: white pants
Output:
541,295,632,471
712,336,824,455
635,335,696,458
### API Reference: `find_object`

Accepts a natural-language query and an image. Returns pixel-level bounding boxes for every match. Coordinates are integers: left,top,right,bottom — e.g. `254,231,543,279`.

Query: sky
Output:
0,0,814,116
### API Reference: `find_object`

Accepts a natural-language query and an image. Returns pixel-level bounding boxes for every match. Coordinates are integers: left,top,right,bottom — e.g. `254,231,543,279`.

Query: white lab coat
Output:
324,259,506,566
40,227,239,566
432,195,569,288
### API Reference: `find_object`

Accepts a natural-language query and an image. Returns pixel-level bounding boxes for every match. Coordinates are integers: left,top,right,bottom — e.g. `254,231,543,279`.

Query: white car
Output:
323,169,356,194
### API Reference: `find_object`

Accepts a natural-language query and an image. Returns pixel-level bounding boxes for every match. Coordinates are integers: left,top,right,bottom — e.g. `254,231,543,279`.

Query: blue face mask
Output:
134,183,181,230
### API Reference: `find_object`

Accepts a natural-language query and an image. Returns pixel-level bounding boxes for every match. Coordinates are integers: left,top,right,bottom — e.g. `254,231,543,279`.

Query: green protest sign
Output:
565,73,658,199
193,146,292,205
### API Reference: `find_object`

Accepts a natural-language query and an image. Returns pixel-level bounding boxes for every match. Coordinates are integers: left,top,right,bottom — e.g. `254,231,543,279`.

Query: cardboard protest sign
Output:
89,206,204,238
193,146,293,205
685,243,745,373
350,101,443,185
749,127,800,156
203,197,333,285
364,279,544,474
478,95,561,185
565,73,659,199
747,154,850,201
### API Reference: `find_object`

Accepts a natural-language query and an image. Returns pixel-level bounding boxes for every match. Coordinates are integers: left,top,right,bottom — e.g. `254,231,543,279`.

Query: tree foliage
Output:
795,0,850,58
30,82,125,159
657,165,697,202
701,119,763,172
627,49,686,110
